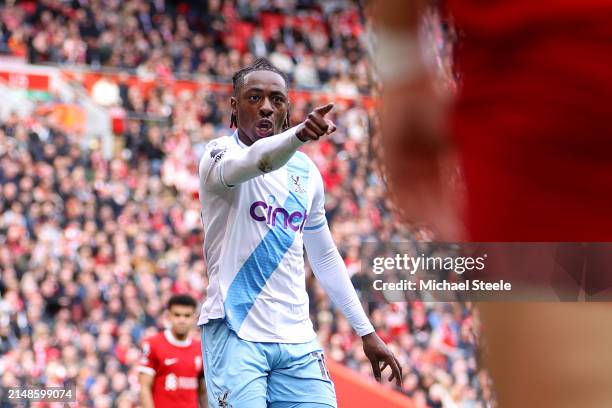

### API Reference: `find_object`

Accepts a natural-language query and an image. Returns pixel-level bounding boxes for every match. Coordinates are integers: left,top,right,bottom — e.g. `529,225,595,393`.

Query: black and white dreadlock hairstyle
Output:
230,57,291,130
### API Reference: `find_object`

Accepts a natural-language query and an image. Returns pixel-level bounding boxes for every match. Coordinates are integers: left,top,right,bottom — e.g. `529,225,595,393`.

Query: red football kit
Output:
138,330,203,408
447,0,612,242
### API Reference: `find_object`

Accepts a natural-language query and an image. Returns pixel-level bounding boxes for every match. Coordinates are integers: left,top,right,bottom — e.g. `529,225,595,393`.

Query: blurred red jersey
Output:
447,0,612,241
447,0,612,36
138,330,203,408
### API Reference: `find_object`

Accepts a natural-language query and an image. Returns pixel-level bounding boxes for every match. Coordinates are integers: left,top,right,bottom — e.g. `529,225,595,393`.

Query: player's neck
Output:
171,330,188,341
237,129,253,146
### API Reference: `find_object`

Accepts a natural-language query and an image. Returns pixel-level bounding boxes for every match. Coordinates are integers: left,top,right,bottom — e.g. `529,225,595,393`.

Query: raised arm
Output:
200,104,336,191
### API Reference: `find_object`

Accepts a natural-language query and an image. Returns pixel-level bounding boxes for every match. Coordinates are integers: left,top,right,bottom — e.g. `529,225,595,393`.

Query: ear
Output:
230,96,238,115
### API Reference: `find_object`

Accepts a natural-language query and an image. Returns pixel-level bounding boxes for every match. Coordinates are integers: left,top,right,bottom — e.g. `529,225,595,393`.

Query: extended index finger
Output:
314,103,334,117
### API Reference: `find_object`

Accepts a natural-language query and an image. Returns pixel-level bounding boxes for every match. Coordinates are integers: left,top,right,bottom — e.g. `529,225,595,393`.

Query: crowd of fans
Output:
0,102,492,408
1,0,371,96
0,1,492,407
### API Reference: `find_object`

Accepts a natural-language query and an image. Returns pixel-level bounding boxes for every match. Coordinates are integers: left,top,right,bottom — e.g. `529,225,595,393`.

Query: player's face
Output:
231,70,289,145
167,305,196,337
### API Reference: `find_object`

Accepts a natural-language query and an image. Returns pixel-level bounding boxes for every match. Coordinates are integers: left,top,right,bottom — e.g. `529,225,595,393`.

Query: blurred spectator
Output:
249,28,268,58
294,54,320,89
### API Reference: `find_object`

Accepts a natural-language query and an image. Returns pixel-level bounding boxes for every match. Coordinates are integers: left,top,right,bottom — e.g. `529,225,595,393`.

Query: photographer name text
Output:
373,279,512,292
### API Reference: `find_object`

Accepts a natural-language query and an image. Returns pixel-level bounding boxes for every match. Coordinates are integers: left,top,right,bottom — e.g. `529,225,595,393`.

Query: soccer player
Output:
197,58,402,407
373,1,612,407
138,294,206,408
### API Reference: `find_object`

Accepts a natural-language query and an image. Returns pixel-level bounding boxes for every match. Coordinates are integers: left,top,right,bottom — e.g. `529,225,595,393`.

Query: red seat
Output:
260,12,285,39
227,21,255,53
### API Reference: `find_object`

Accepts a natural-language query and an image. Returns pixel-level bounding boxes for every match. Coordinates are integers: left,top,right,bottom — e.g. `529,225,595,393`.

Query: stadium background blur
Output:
0,1,492,407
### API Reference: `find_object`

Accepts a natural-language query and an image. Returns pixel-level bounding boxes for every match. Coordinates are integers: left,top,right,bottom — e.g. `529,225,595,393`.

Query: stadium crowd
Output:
1,0,371,95
0,0,492,407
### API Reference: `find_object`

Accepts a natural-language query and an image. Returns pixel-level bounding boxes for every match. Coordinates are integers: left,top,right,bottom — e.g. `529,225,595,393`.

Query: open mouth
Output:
255,119,274,138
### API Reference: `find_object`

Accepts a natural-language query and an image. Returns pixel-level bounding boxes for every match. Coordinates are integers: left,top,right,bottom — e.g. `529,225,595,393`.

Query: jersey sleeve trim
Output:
200,137,234,192
303,220,327,232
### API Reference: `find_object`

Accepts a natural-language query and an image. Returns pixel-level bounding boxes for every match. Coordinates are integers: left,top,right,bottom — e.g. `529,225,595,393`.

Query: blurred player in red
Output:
138,294,206,408
374,1,612,407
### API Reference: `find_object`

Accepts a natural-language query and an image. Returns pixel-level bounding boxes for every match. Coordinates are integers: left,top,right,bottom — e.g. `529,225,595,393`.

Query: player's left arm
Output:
137,339,157,408
198,377,207,408
302,169,402,386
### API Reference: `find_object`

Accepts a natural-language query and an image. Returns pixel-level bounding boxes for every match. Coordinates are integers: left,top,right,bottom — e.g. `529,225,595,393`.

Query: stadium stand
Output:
0,1,492,406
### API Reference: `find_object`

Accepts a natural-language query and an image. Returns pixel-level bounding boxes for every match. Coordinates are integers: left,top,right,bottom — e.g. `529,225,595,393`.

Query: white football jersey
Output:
197,131,327,343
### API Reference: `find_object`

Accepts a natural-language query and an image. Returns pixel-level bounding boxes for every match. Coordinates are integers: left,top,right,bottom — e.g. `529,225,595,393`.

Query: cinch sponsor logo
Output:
249,198,308,232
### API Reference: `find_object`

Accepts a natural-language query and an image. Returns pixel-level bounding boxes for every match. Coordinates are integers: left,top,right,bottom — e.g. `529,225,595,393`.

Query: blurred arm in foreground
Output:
374,1,612,408
371,0,462,240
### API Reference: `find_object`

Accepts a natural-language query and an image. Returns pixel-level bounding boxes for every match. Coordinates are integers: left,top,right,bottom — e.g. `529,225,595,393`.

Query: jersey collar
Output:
232,130,247,149
164,329,192,347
